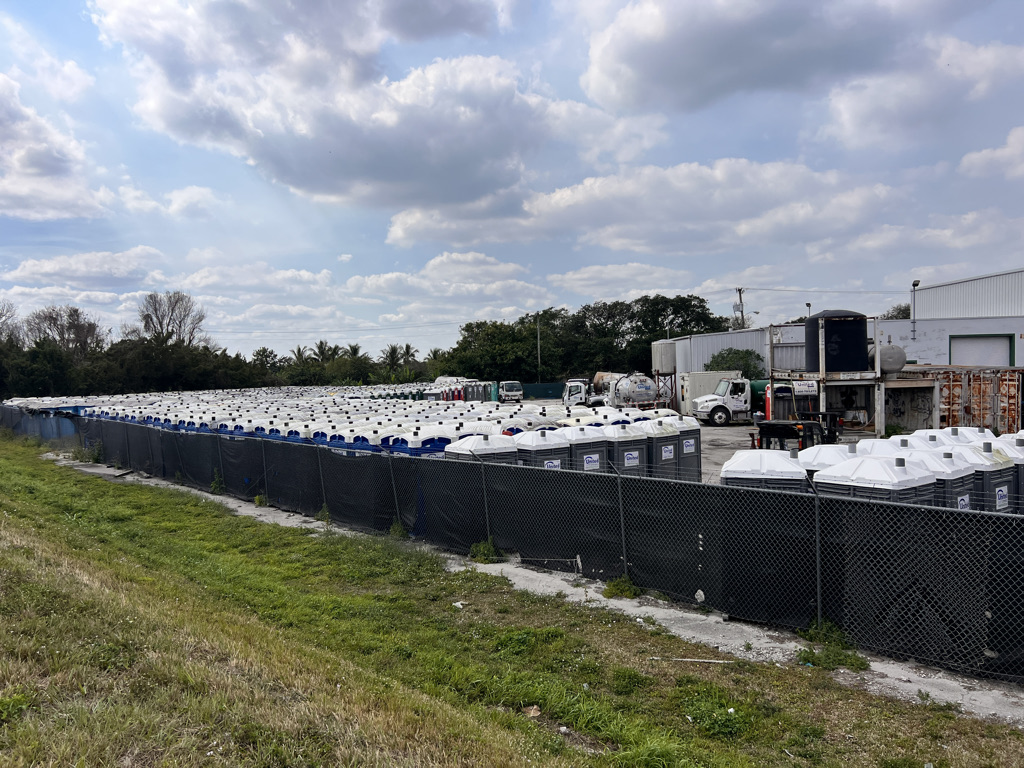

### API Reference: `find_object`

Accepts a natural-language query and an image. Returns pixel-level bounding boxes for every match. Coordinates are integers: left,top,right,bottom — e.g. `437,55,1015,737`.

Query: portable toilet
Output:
944,442,1015,513
601,423,648,476
665,415,702,482
635,419,681,479
913,428,971,447
396,429,451,458
797,443,858,481
720,449,810,492
888,434,939,451
813,456,936,504
902,450,975,509
514,429,571,469
994,436,1024,512
444,434,517,464
554,425,609,473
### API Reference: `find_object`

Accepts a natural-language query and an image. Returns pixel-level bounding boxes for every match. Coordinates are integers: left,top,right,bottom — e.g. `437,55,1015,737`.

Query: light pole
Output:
806,302,811,318
911,279,920,341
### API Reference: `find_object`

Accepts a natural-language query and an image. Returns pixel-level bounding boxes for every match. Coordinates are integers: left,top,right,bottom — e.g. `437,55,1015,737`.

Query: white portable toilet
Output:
813,456,936,504
720,450,810,492
444,434,518,464
797,443,858,481
513,429,571,469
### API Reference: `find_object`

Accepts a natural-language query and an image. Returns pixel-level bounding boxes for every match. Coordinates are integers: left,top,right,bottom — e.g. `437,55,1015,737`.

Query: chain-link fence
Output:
5,408,1023,684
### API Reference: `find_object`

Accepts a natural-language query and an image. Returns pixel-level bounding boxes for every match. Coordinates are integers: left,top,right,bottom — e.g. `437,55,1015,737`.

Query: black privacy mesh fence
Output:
7,411,1024,684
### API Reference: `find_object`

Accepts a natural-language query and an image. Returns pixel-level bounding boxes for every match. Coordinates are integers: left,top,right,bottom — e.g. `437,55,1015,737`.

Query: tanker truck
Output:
562,371,658,409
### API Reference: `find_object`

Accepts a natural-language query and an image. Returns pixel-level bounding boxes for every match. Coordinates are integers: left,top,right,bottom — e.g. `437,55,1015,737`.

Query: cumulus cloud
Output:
0,74,108,220
2,15,95,101
579,0,979,112
959,126,1024,178
821,36,1024,149
1,245,163,289
388,158,893,254
89,2,658,207
547,262,693,300
118,183,222,216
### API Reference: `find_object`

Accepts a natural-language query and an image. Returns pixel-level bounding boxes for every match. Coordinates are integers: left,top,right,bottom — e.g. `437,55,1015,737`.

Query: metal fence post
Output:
260,438,270,500
470,451,492,541
123,424,131,470
609,463,629,578
316,446,327,511
387,453,401,522
813,486,823,630
216,435,225,488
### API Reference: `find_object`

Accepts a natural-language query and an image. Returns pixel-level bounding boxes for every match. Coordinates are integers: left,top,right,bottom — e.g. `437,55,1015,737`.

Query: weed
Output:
174,471,183,483
469,537,501,564
602,574,642,599
388,519,408,539
253,494,267,507
797,620,869,671
610,667,652,696
71,441,103,464
210,468,225,494
315,503,331,530
0,688,36,724
743,642,753,652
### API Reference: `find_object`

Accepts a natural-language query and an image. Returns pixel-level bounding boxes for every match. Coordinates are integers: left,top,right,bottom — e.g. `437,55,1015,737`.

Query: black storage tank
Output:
805,310,869,373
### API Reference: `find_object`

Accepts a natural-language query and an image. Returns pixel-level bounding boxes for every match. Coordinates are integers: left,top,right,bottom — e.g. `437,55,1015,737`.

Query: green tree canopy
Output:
705,347,766,380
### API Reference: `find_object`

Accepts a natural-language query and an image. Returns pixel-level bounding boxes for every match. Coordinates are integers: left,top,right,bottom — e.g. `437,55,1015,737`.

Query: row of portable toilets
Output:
721,426,1024,513
5,386,702,481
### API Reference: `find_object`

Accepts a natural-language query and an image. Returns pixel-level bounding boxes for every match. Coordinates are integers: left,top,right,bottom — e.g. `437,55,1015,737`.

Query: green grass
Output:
1,433,1023,767
602,574,643,599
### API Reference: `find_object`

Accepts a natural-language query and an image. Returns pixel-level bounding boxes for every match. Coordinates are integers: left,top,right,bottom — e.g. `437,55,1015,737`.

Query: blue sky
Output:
2,0,1023,357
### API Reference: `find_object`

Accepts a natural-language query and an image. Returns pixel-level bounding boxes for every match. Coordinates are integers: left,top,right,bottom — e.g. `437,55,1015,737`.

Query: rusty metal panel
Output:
937,368,1023,433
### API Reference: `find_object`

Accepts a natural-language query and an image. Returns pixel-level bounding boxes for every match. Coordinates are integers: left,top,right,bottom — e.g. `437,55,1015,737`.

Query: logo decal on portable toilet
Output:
996,486,1009,510
583,454,600,471
544,459,561,469
957,494,970,510
683,439,696,454
661,445,674,460
624,451,640,467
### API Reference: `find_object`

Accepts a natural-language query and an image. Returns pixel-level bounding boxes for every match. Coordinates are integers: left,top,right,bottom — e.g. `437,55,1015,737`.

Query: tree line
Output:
0,291,730,399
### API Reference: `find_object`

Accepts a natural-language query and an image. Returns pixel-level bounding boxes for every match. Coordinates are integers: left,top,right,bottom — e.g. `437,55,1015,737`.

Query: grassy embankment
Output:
0,432,1021,767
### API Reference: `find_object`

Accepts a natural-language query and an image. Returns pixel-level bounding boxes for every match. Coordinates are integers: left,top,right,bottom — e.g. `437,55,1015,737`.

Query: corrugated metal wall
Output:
916,269,1024,319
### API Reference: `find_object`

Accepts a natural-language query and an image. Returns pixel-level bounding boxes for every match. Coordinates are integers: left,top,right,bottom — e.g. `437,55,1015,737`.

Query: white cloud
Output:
1,245,163,288
579,0,977,112
118,183,222,216
388,158,893,255
959,126,1024,178
89,2,658,207
2,15,95,101
821,36,1024,149
337,253,353,262
0,74,108,220
547,262,693,300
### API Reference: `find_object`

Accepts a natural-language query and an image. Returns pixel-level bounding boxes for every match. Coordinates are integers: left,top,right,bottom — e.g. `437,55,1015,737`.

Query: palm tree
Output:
342,343,363,360
424,347,446,378
400,343,419,366
379,343,402,375
312,339,341,363
289,345,310,365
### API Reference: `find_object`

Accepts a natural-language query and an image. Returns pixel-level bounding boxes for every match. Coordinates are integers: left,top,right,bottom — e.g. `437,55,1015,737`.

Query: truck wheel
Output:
710,407,731,426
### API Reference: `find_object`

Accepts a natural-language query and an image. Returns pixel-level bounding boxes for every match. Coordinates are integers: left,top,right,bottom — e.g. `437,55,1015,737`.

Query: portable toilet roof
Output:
634,419,680,437
913,428,970,446
445,433,517,455
944,425,997,443
514,429,570,449
601,423,645,441
647,408,680,419
944,443,1014,471
797,443,858,473
720,450,807,481
813,456,935,490
889,434,939,451
552,425,607,443
901,450,975,481
854,439,902,457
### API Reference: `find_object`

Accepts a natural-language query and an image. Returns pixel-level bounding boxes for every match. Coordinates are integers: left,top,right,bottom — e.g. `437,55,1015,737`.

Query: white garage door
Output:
950,335,1011,366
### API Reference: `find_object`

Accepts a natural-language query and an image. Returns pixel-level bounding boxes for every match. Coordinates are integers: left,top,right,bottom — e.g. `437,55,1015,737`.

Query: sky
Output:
2,0,1023,358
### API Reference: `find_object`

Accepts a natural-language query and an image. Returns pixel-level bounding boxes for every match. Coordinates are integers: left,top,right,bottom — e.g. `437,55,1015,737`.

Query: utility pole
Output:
536,315,541,383
735,287,745,329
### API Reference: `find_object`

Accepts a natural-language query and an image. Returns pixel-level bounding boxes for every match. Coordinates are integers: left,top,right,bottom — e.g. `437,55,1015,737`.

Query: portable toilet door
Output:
902,450,975,509
944,443,1015,512
554,425,609,473
994,437,1024,512
601,423,647,476
635,419,681,479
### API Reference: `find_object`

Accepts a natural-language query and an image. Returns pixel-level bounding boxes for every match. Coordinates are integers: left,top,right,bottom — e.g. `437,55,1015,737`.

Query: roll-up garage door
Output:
949,335,1012,366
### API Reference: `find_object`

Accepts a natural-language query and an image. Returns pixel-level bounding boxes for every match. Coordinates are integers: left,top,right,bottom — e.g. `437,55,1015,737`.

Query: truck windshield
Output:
714,380,730,397
504,382,522,392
